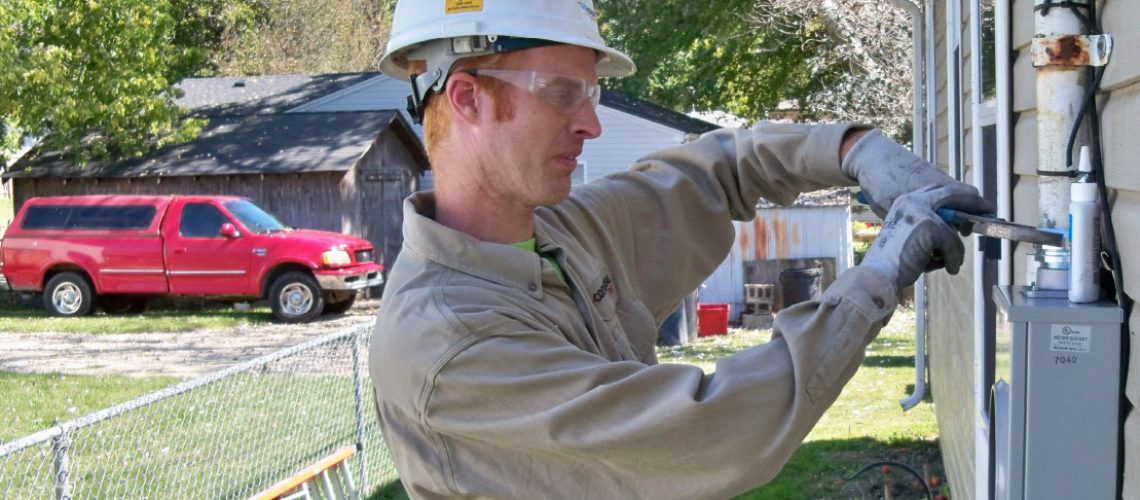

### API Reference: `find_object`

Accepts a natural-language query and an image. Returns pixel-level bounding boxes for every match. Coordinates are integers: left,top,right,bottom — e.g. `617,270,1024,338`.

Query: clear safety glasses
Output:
465,68,601,114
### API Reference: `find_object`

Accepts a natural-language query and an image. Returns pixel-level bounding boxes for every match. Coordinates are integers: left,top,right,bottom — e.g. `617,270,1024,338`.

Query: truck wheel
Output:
101,296,149,314
269,272,324,323
43,272,95,317
322,292,356,315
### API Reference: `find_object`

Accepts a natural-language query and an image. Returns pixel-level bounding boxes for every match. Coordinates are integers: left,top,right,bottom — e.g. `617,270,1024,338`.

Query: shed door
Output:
363,166,416,292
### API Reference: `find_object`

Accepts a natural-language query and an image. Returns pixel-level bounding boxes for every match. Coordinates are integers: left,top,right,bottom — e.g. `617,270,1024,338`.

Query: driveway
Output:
0,303,378,378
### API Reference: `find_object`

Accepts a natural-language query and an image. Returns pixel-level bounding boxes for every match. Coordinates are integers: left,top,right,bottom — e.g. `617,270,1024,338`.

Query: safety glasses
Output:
464,68,601,114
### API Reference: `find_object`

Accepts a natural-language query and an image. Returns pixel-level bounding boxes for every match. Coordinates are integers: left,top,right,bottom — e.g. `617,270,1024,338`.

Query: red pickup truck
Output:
0,195,384,322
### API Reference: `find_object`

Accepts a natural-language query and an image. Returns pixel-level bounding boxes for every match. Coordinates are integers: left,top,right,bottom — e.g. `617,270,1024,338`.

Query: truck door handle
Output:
173,248,187,254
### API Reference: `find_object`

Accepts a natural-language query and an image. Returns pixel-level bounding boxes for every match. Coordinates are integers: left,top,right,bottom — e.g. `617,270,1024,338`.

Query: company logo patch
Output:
446,0,483,14
577,1,596,20
592,275,616,303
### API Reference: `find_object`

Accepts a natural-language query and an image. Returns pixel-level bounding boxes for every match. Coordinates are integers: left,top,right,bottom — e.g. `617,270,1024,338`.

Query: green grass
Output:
659,308,946,499
0,372,182,441
0,370,402,499
0,301,277,333
2,307,939,499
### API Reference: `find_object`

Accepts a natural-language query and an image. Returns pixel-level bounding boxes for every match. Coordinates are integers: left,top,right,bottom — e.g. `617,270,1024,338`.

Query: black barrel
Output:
779,267,822,308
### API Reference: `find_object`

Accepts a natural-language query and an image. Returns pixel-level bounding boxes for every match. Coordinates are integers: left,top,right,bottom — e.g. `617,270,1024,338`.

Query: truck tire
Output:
322,292,357,315
43,272,95,317
269,272,324,323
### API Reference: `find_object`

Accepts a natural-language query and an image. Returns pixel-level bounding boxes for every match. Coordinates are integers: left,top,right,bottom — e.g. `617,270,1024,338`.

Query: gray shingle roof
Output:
5,111,414,179
174,73,379,116
599,90,720,135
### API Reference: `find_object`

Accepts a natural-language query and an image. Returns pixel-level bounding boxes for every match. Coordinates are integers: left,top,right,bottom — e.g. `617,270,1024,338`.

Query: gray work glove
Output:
861,184,990,290
842,129,996,218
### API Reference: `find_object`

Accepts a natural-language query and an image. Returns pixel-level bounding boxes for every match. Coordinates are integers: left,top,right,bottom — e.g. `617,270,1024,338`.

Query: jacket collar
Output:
402,192,547,295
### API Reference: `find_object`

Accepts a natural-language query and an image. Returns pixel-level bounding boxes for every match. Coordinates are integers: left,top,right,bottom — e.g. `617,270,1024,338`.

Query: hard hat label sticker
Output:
446,0,483,14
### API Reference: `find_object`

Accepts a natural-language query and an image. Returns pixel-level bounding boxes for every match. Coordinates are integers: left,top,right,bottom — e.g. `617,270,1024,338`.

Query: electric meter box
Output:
992,285,1123,499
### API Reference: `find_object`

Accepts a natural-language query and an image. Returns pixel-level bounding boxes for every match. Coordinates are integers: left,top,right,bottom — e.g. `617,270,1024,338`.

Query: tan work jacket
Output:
369,122,899,499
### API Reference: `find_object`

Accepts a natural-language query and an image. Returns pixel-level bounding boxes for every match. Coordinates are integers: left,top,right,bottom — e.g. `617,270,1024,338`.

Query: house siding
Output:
928,0,982,497
930,0,1140,496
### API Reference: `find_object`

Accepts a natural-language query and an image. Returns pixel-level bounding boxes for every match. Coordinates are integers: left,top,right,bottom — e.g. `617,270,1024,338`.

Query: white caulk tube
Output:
1068,146,1100,303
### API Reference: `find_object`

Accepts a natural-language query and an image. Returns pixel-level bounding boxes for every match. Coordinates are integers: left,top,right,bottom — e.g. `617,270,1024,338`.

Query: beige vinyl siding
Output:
926,2,982,498
966,0,1140,495
1098,1,1140,490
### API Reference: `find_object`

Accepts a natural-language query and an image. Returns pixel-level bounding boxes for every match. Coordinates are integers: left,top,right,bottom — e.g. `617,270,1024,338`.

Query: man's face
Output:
471,44,602,209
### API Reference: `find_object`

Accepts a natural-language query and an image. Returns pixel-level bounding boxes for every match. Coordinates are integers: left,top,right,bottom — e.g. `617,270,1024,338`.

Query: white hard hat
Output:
379,0,636,122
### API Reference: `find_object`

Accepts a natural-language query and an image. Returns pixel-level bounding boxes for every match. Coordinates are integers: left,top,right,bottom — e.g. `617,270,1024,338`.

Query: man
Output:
369,1,990,498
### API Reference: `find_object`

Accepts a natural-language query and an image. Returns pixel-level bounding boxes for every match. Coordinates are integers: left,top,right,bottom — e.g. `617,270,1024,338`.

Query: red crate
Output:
697,303,730,337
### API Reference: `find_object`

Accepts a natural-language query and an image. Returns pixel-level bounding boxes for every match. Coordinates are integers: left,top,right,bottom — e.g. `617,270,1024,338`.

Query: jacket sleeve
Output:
555,122,861,321
422,266,897,498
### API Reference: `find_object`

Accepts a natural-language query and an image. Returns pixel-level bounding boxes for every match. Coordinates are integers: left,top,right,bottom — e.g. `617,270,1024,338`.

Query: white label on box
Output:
1050,324,1092,353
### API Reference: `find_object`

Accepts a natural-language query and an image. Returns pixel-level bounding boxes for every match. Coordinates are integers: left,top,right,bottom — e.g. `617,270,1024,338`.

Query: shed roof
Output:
600,90,720,135
174,73,378,116
4,111,426,179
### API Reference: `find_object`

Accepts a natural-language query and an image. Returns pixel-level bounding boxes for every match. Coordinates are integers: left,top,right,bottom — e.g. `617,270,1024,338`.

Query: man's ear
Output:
445,72,481,125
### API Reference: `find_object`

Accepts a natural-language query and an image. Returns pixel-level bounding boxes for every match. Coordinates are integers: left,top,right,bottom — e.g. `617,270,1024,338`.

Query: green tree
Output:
211,0,393,76
598,0,830,121
0,0,210,165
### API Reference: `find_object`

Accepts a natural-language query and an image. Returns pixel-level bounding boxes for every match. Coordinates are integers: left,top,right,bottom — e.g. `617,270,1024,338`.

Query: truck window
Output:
223,199,290,234
22,205,157,230
180,203,231,238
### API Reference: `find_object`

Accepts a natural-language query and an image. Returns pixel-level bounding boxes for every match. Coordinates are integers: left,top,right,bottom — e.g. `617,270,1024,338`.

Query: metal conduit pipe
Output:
890,0,928,412
1034,1,1086,232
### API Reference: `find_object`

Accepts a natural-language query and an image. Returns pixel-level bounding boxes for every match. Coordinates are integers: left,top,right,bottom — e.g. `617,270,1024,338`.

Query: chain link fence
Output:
0,324,405,499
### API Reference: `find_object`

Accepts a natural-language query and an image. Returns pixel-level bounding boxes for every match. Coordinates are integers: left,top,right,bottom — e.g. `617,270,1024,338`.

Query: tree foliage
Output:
0,0,227,165
752,0,916,137
210,0,394,76
598,0,828,122
598,0,916,137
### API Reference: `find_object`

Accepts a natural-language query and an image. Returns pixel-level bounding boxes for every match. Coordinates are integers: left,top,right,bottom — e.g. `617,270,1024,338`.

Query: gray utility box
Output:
992,285,1123,499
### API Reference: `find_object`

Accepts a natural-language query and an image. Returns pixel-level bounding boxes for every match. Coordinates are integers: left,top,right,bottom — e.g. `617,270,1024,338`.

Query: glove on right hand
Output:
861,184,987,290
842,129,996,218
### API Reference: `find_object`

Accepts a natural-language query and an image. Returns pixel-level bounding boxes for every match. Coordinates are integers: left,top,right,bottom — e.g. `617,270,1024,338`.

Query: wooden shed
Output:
4,73,430,284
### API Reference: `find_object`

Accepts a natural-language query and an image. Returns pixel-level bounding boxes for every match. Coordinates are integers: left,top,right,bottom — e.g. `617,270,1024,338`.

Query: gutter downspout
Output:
969,2,994,499
891,0,927,412
996,0,1012,288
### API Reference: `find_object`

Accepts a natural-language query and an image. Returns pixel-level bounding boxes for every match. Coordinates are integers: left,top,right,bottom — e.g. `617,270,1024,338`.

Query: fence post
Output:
352,326,368,496
51,421,70,500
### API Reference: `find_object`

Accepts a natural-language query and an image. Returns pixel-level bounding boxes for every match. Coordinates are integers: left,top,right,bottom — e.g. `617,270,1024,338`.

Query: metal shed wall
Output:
700,206,853,321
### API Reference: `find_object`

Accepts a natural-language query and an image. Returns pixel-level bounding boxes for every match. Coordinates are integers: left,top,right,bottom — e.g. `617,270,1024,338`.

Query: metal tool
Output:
854,191,1064,246
935,208,1065,247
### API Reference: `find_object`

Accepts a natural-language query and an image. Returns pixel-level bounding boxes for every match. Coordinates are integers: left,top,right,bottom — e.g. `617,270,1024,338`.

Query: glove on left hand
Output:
842,129,995,218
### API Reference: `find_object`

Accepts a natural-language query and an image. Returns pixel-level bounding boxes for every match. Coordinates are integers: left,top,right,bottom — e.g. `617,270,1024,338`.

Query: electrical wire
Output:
1075,3,1132,497
841,460,933,500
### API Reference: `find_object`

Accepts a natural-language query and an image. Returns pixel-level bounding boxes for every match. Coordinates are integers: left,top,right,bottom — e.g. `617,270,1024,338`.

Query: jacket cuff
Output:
800,123,863,187
823,265,898,328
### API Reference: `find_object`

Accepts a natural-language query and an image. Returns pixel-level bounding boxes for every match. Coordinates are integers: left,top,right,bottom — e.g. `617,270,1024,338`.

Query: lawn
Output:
1,307,943,498
659,308,946,499
0,300,277,333
0,372,182,441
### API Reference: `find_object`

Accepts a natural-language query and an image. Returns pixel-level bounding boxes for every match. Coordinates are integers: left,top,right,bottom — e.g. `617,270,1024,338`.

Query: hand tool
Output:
934,208,1065,247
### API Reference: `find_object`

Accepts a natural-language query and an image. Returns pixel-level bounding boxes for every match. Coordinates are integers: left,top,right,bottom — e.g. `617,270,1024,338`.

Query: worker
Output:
368,1,991,498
